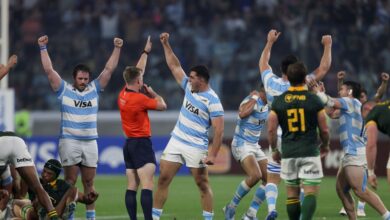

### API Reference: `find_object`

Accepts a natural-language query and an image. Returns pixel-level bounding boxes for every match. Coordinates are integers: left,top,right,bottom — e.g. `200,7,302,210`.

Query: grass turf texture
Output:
73,175,390,219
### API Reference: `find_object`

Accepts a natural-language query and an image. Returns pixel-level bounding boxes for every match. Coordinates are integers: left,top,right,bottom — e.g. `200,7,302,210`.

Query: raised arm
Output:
143,84,167,111
365,122,379,189
160,32,186,85
259,29,281,73
317,110,330,158
337,71,346,93
312,35,332,81
203,116,224,165
310,81,343,110
97,37,123,89
238,91,259,119
268,111,281,163
373,72,389,102
136,36,152,76
0,55,17,80
38,35,62,91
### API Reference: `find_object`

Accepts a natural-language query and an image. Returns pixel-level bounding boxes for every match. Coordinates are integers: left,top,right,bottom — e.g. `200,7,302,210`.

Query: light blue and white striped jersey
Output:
261,69,291,105
261,68,315,105
337,97,366,155
232,96,268,147
56,79,101,140
171,77,224,151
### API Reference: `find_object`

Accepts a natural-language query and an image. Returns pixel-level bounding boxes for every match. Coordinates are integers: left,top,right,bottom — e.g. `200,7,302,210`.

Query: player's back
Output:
272,87,324,158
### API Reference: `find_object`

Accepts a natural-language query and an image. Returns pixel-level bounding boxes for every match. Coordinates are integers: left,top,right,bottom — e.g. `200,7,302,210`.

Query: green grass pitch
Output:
73,175,390,219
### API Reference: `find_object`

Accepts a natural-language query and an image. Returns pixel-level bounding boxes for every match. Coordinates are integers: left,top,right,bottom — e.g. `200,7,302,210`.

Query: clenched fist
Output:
337,71,346,80
321,35,332,46
267,29,281,43
160,33,170,44
38,35,49,46
8,54,18,68
114,38,123,48
381,72,389,81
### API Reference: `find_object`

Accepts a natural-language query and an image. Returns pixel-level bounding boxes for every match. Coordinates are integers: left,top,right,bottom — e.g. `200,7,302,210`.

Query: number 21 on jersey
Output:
287,108,306,132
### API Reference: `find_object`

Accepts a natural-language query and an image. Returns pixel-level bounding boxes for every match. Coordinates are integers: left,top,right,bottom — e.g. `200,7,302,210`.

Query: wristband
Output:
40,45,47,51
367,169,375,176
142,50,149,55
251,95,259,100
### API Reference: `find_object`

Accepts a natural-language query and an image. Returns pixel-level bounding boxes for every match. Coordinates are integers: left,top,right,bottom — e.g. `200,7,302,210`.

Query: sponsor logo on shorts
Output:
303,169,319,175
16,158,32,163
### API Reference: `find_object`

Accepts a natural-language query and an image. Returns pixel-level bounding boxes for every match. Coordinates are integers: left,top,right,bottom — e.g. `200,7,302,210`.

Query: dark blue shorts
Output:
123,137,156,169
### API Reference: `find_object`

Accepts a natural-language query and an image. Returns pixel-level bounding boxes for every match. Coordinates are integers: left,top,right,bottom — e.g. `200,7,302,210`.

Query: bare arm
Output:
310,81,343,110
0,55,17,80
259,29,281,73
97,38,123,89
136,36,152,76
38,36,62,91
143,85,167,111
160,33,186,85
203,116,224,165
317,110,330,157
268,111,279,151
373,72,389,102
366,123,378,172
365,122,379,189
238,91,260,119
312,35,332,81
268,111,281,163
337,71,346,93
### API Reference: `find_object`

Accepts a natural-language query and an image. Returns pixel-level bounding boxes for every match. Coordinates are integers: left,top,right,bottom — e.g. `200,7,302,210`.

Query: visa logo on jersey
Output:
185,101,199,115
74,100,92,108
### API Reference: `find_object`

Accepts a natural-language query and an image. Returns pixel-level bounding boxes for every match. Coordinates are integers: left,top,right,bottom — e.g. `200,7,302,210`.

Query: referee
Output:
117,36,167,220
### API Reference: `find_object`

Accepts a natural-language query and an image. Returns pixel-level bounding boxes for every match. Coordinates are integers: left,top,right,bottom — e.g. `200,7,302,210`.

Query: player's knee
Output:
82,178,94,188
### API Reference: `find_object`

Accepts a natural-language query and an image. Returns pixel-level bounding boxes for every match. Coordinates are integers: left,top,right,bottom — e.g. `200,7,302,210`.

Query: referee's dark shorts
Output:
123,137,156,169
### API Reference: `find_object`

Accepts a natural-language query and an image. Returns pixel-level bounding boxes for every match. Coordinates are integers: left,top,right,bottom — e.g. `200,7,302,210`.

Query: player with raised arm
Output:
336,72,389,217
268,62,330,220
38,35,123,220
222,88,269,220
152,33,224,220
258,29,332,220
118,36,167,220
311,80,390,220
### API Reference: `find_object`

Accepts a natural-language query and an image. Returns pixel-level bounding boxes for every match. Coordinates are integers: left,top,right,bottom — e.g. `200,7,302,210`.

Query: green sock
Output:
301,194,316,220
286,197,300,220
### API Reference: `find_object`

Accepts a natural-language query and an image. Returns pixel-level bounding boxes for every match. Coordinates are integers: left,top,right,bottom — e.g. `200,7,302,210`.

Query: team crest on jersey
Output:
284,94,306,103
74,100,92,108
185,100,199,115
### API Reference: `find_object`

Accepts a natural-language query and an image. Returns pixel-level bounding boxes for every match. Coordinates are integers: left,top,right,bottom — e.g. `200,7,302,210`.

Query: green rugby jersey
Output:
271,86,324,158
29,178,71,206
365,100,390,136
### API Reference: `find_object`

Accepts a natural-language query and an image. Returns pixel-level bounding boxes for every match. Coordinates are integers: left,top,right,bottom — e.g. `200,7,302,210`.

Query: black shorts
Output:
123,137,156,169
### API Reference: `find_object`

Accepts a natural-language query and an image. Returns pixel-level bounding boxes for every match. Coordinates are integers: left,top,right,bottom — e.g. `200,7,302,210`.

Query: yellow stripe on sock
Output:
48,210,58,217
286,199,300,205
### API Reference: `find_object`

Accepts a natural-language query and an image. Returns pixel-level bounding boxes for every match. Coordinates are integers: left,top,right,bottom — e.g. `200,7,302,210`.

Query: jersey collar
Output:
288,86,307,91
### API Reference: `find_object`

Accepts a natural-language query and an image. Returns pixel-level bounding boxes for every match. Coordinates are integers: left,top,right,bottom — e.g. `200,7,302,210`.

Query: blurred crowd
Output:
9,0,390,110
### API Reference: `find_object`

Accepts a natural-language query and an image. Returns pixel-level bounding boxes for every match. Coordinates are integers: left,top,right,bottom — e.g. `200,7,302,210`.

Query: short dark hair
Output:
190,65,210,83
343,81,362,99
72,64,91,78
360,88,367,95
281,55,299,74
123,66,142,84
286,62,307,86
44,159,62,178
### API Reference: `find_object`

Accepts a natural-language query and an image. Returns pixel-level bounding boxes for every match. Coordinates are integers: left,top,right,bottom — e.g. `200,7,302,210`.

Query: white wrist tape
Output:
316,92,329,104
368,169,375,176
316,92,335,107
251,95,259,100
0,209,5,219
